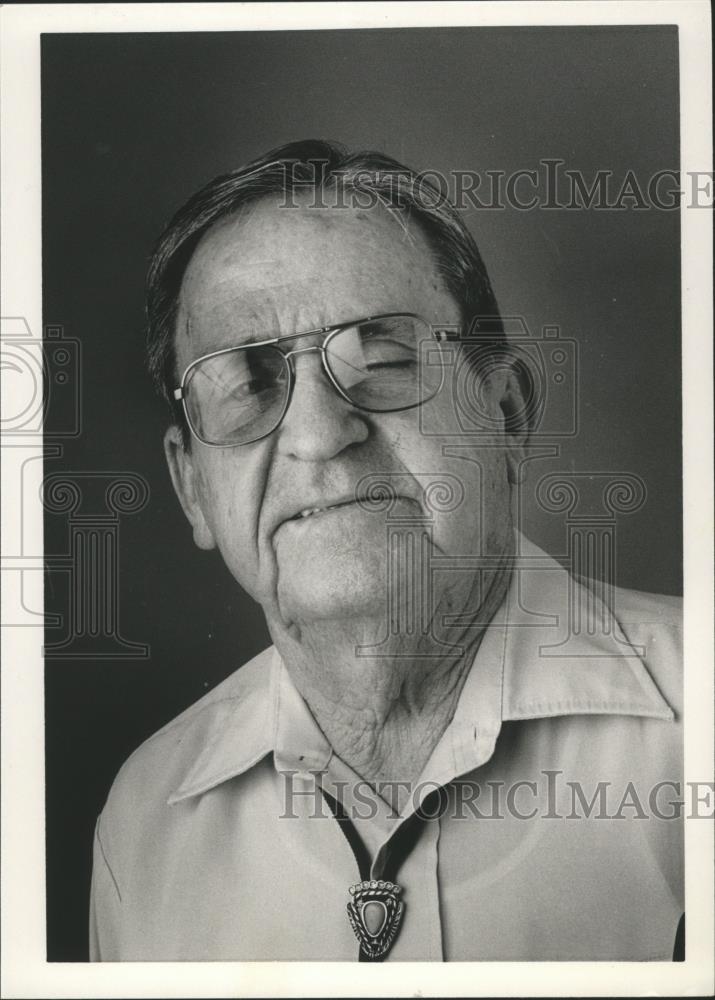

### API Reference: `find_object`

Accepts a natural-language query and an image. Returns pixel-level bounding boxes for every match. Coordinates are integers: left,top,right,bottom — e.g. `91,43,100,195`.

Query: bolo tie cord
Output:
320,785,448,961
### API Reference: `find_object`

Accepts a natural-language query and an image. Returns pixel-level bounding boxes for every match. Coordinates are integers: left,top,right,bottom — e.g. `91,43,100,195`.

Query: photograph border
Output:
1,2,712,997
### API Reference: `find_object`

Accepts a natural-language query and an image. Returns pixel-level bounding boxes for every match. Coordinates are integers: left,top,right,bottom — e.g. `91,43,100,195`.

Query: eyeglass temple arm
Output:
433,327,461,342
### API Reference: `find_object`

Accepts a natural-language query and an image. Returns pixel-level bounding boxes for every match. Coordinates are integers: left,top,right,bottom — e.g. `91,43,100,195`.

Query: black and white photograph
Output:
1,2,713,996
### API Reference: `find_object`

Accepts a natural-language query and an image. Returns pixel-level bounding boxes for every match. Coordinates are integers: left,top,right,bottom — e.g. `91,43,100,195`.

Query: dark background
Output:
42,27,681,960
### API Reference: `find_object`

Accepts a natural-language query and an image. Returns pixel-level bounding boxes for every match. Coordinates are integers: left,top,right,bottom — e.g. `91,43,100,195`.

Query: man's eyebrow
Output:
239,330,280,346
218,331,268,348
182,311,275,354
197,330,275,357
182,287,296,352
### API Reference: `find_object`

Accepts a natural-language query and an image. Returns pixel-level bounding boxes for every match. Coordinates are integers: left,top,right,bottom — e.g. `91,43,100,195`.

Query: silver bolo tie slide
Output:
347,879,404,960
322,784,443,960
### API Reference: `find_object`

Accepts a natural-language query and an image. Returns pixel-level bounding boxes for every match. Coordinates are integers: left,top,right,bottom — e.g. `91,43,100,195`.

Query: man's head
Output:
147,141,528,632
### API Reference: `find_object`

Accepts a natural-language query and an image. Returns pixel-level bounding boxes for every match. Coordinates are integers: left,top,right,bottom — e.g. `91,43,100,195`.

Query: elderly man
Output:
90,140,683,962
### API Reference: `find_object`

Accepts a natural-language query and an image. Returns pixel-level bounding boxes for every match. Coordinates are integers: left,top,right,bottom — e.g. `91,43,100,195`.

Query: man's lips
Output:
276,492,419,529
289,499,361,520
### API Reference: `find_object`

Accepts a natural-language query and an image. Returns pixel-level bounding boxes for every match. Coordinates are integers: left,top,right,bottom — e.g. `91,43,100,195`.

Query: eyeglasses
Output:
173,313,454,447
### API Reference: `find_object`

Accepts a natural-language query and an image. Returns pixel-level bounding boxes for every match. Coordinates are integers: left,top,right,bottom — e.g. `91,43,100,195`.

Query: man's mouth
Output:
290,500,359,520
282,492,418,528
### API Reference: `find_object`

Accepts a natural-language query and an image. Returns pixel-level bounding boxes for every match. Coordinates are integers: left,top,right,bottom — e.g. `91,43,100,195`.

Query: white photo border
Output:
1,2,712,997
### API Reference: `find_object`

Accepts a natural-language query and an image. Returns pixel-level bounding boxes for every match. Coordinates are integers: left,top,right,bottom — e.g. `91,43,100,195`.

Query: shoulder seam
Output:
96,816,122,904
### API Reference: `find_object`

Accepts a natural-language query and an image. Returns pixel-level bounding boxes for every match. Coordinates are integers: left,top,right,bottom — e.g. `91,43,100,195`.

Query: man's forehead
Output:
176,197,450,350
181,197,435,295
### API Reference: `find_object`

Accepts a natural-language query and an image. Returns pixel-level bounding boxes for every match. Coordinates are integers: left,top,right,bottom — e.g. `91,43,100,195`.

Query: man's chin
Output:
275,566,387,626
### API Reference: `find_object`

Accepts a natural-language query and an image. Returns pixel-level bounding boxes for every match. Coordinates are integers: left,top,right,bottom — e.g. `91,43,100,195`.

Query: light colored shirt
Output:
90,536,683,961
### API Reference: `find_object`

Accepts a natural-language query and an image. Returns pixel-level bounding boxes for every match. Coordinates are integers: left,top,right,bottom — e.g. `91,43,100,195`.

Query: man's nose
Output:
276,350,369,461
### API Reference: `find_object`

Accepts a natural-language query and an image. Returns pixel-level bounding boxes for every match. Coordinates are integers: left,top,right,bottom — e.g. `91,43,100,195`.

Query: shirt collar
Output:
168,534,673,804
501,534,674,722
272,656,332,775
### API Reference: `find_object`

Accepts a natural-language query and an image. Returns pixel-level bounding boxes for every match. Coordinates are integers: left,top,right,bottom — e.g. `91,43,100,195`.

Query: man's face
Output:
166,195,518,632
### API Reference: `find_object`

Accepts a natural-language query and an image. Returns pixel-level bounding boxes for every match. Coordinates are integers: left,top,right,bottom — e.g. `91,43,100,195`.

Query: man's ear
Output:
498,359,531,486
163,425,217,550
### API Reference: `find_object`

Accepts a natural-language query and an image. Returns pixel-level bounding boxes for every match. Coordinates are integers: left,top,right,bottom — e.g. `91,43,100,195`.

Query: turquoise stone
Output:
362,900,387,937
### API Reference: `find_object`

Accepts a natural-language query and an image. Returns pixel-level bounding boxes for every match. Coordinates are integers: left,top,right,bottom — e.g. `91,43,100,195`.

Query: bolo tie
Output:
321,785,446,961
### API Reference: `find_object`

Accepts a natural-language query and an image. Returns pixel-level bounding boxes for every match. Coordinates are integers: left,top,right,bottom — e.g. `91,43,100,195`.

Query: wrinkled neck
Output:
268,538,514,790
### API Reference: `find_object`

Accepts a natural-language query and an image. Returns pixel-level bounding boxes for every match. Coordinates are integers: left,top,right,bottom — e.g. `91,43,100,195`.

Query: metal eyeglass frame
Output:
172,311,457,448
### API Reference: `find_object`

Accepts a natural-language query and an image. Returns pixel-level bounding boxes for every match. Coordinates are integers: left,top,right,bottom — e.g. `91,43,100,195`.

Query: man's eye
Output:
362,340,416,367
365,358,416,371
225,376,269,399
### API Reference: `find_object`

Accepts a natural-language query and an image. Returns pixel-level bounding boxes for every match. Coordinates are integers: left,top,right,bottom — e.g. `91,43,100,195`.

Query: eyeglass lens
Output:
183,315,441,446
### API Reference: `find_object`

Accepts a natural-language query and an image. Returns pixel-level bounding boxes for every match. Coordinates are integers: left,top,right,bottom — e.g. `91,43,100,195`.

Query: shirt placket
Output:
373,811,444,961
